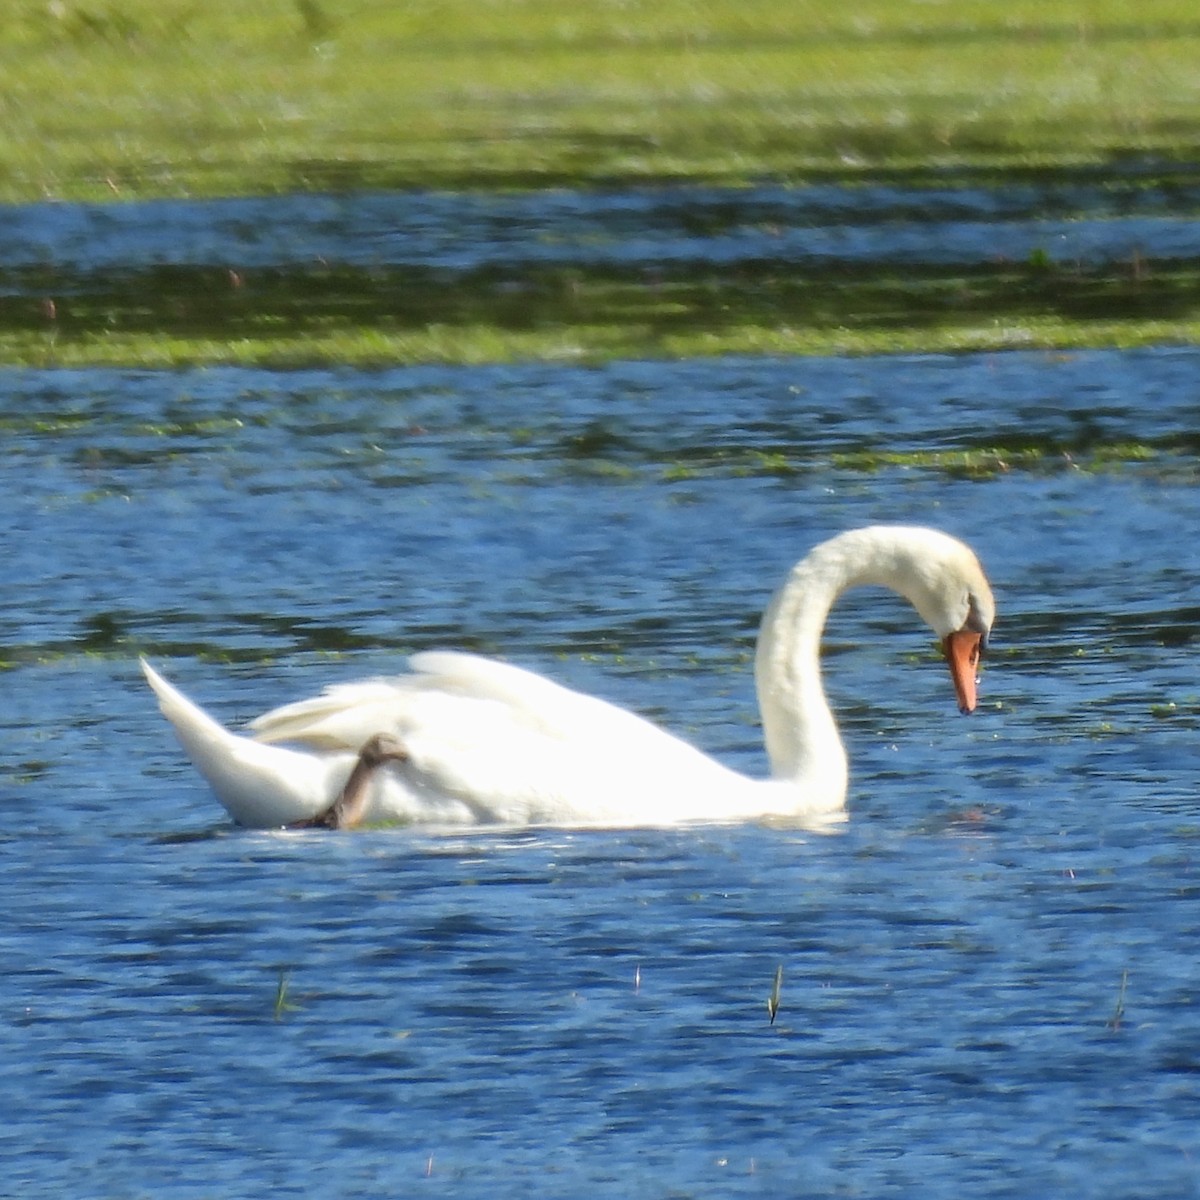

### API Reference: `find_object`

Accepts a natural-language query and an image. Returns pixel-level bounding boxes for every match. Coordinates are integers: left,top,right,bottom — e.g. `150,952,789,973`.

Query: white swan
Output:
142,525,994,830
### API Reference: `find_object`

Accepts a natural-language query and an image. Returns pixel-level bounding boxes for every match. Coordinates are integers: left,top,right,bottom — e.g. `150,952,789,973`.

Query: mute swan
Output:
142,525,993,830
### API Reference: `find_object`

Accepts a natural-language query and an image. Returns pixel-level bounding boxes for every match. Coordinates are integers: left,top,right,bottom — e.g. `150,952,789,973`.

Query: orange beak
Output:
943,630,983,714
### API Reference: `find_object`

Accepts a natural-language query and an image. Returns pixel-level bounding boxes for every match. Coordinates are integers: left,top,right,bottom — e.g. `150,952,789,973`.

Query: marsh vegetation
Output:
2,0,1199,365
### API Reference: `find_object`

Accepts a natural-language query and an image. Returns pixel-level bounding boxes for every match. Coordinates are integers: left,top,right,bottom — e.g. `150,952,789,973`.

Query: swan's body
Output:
142,525,994,830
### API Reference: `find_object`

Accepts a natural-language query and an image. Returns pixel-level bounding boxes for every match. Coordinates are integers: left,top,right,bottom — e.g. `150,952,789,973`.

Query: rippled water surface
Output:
7,172,1200,359
9,176,1200,272
4,187,1200,1196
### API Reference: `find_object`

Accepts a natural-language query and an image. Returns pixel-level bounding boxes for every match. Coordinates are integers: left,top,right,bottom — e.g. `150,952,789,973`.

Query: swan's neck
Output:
755,532,905,806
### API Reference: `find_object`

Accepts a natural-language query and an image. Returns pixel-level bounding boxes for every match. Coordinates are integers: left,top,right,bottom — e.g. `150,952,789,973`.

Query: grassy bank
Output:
5,253,1200,369
3,1,1200,366
5,0,1200,200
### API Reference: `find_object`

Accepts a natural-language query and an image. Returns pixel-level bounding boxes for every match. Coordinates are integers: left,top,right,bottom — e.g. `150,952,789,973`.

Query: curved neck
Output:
755,530,911,808
754,562,845,806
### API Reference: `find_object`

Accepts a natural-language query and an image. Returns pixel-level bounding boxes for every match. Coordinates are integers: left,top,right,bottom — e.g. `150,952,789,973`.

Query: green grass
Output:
4,251,1200,368
4,1,1200,365
3,314,1198,368
5,0,1200,200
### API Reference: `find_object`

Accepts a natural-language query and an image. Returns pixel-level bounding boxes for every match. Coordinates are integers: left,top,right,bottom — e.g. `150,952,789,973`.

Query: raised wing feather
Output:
250,652,658,748
248,652,744,823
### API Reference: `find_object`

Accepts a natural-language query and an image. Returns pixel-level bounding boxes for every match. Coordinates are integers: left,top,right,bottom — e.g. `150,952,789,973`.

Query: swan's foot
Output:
291,733,409,831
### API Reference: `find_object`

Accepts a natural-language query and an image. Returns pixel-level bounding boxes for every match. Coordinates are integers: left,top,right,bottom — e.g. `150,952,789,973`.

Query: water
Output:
7,176,1200,275
4,184,1200,1196
7,173,1200,351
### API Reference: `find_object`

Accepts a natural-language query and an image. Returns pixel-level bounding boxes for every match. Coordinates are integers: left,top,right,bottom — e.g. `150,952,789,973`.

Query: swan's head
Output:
881,527,994,715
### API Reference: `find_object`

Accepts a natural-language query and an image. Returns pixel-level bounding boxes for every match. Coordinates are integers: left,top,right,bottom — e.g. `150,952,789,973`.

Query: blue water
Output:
6,178,1200,275
5,185,1200,1194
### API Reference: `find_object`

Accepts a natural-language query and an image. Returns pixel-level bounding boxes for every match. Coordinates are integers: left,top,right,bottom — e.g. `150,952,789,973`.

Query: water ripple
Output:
3,347,1200,1195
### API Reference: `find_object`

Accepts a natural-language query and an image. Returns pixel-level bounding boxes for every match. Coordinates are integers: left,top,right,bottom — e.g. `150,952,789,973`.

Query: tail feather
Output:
140,659,343,827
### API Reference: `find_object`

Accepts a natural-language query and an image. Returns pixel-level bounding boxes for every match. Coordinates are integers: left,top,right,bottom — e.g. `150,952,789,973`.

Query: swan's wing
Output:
247,678,420,750
249,651,659,749
248,652,744,823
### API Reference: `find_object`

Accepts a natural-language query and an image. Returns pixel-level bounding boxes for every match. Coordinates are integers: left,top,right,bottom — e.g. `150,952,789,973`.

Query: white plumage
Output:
143,525,994,830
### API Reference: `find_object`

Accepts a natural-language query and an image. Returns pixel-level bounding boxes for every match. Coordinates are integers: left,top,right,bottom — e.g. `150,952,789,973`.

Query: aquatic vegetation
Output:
768,964,783,1025
2,251,1199,368
1107,968,1130,1032
832,441,1171,478
648,438,1184,483
273,970,300,1021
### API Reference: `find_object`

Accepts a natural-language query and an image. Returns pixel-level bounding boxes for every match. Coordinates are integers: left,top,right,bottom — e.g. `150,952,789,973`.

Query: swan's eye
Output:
965,594,990,648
